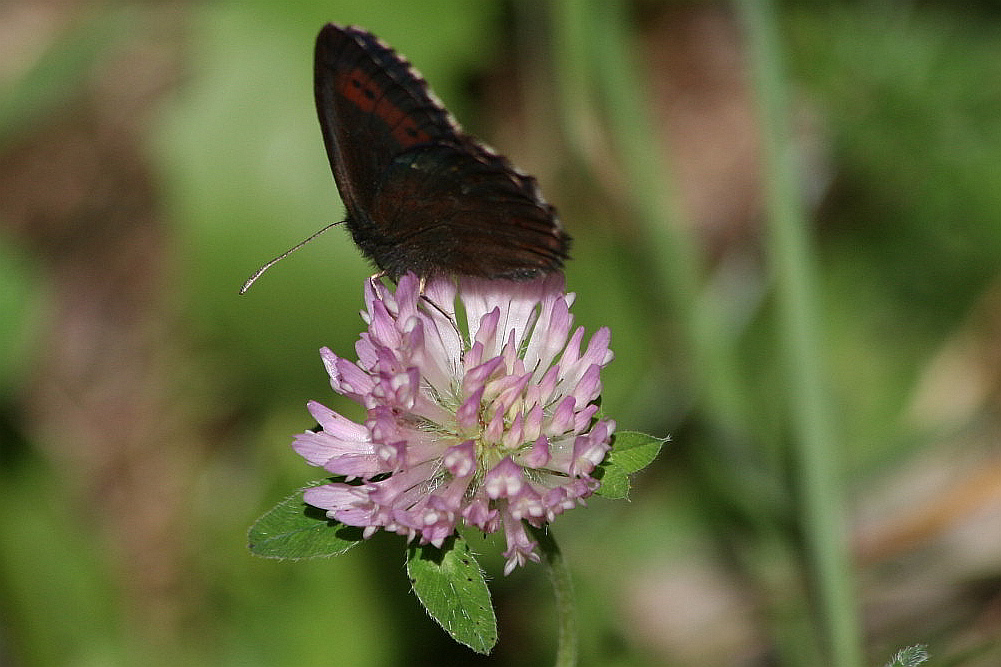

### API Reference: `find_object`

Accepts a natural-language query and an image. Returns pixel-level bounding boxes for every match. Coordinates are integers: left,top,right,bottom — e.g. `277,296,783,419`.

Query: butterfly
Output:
313,23,570,280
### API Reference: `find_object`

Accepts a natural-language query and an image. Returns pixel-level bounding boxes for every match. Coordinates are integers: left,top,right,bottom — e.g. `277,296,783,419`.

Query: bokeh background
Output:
3,0,1001,665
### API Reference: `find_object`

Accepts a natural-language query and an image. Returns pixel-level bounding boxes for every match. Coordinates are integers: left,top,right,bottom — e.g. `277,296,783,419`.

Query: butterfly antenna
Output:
239,221,344,294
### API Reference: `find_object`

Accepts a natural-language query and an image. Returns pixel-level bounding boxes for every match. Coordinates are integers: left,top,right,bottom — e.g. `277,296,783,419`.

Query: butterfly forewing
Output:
315,26,453,212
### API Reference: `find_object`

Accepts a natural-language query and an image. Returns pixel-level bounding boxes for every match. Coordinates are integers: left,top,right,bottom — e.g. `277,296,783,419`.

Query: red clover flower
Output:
292,272,615,574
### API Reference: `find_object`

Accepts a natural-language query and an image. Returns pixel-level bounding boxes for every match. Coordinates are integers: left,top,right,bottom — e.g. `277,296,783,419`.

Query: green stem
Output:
735,1,862,665
530,525,577,667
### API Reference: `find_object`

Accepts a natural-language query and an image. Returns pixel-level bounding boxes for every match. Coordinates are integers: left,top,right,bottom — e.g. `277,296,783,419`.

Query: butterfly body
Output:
314,23,570,280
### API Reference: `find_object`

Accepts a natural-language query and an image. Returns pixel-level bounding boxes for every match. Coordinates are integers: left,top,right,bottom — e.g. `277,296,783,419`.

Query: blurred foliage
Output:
2,0,1001,665
788,5,1001,465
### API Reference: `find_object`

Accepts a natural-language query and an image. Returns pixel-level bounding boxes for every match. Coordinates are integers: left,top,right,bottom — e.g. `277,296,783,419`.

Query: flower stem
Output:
529,525,577,667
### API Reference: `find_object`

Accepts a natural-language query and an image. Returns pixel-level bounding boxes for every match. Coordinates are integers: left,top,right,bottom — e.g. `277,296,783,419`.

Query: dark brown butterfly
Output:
313,23,570,280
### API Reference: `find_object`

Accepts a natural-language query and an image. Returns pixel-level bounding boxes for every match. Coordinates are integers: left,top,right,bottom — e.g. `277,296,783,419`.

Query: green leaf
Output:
406,535,497,654
248,483,364,559
608,431,668,473
594,461,630,499
594,431,667,500
883,645,929,667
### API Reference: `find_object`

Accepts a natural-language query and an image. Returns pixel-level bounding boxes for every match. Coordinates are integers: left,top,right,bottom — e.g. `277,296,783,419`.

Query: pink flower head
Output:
294,272,615,575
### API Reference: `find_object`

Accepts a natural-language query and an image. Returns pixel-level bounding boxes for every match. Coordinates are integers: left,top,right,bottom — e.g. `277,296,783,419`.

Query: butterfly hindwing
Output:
369,144,566,279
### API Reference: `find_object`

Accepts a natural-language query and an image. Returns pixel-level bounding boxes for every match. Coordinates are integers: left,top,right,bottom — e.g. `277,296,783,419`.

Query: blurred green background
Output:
3,0,1001,665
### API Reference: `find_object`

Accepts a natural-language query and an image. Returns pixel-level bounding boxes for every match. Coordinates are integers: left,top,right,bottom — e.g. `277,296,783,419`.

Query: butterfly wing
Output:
314,23,569,279
370,144,569,279
314,24,456,218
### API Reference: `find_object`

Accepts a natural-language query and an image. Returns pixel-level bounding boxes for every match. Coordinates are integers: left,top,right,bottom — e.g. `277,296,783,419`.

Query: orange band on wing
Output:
339,68,431,146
